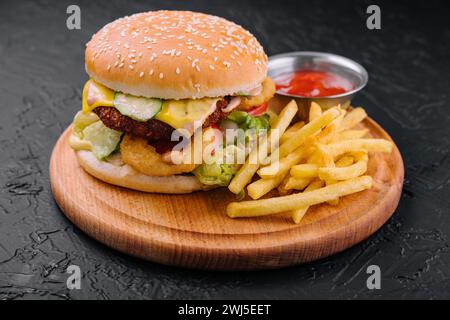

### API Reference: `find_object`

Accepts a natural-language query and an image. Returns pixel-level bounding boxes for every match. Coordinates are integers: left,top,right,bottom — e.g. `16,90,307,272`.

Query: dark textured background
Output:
1,0,449,300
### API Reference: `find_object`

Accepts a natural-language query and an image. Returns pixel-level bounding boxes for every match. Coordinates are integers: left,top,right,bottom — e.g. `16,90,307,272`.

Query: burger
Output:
70,10,275,194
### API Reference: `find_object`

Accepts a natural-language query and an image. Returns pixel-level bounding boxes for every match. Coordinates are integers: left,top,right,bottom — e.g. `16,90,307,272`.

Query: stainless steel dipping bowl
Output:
268,51,368,118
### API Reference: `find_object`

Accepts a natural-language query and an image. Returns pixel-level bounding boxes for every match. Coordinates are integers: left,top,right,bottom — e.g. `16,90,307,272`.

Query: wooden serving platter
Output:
50,117,404,270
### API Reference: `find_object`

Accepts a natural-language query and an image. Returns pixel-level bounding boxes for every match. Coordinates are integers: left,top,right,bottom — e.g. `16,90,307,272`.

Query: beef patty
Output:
93,107,174,141
93,99,230,153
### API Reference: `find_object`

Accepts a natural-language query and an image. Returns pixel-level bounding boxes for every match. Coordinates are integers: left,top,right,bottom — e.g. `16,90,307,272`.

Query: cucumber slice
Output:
82,121,123,159
114,93,162,121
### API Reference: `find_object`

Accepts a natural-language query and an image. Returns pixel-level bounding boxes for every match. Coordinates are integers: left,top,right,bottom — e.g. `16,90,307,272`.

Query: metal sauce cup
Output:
268,51,368,118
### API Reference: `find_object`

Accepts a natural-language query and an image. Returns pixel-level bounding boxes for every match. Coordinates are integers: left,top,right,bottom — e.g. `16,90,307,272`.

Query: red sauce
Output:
275,70,354,97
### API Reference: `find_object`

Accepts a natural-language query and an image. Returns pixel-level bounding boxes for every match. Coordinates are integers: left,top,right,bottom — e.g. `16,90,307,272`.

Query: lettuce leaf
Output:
226,111,270,131
193,163,239,187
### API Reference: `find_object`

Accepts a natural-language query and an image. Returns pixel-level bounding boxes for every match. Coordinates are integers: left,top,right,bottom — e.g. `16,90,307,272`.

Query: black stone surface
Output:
1,0,450,300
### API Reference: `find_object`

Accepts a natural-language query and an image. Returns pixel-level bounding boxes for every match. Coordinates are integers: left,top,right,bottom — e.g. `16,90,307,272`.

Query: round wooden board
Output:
50,117,404,270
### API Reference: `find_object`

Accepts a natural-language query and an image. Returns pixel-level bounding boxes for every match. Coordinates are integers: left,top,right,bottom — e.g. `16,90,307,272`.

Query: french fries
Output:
228,100,298,194
257,146,309,179
225,101,394,224
280,121,305,143
269,100,301,143
291,179,324,224
290,155,355,179
247,172,287,200
277,175,294,196
269,107,341,162
327,139,393,157
340,107,367,131
313,144,335,167
258,121,338,178
227,176,373,218
309,102,322,122
290,164,319,179
284,176,311,191
325,179,340,206
248,148,307,199
319,151,368,181
335,155,354,167
227,155,261,195
336,129,369,141
311,143,338,205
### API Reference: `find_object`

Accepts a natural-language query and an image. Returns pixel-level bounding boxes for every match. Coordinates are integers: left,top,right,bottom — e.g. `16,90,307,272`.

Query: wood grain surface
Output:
50,117,404,270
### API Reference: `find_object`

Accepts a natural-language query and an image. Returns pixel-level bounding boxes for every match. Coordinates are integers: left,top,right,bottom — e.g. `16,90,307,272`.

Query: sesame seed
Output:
149,69,154,75
159,72,164,79
176,67,181,75
139,71,144,77
87,11,267,82
107,64,111,71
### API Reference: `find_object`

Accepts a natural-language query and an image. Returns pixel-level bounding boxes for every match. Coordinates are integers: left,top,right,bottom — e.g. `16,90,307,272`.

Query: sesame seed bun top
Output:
85,11,268,100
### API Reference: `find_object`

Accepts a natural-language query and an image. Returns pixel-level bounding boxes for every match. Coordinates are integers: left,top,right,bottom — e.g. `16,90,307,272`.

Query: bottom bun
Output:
76,150,210,194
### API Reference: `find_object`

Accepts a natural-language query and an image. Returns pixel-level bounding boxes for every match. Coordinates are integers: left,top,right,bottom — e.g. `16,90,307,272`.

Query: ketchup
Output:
275,70,353,97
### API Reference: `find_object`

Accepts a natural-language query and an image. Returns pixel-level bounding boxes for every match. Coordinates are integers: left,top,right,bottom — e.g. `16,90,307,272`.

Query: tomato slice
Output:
210,123,220,130
247,102,269,116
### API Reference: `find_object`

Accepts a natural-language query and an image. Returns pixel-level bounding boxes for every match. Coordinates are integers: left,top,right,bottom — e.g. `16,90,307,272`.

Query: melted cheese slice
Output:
81,80,219,134
155,98,219,135
82,79,115,113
